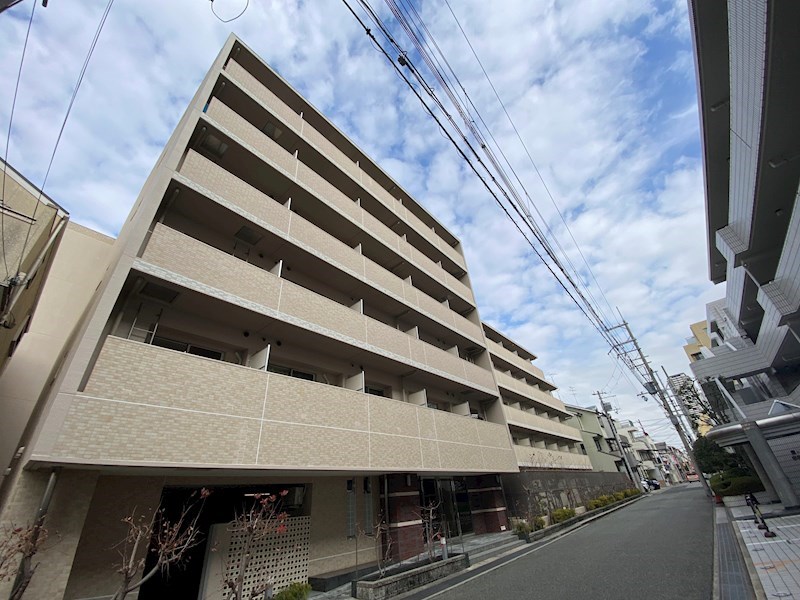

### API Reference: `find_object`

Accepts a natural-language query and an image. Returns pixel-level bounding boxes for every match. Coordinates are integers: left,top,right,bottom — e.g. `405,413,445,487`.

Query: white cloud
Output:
0,0,720,445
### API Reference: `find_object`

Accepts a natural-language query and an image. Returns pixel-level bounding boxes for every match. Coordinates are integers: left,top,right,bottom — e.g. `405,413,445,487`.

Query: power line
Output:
1,0,37,281
210,0,249,23
16,0,115,275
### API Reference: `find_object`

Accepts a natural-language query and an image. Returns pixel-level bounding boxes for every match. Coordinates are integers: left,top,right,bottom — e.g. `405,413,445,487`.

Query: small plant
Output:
532,516,545,531
550,508,575,524
513,521,532,535
273,582,311,600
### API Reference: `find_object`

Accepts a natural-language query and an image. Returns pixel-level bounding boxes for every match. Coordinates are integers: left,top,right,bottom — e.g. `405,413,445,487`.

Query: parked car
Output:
647,479,661,490
686,472,700,482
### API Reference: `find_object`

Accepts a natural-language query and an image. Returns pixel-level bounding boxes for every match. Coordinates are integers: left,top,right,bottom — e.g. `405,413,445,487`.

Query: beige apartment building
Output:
482,324,591,472
0,35,529,599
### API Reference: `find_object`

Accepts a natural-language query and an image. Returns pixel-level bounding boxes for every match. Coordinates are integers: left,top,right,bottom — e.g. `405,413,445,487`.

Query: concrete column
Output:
742,443,779,502
742,422,800,508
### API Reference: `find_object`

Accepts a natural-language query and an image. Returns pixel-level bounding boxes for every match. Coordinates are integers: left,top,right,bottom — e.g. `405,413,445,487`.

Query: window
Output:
580,443,587,455
151,336,224,361
268,364,315,381
365,386,385,397
594,438,602,452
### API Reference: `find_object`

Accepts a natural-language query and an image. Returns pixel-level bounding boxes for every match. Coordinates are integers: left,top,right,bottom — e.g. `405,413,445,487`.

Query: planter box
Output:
351,554,469,600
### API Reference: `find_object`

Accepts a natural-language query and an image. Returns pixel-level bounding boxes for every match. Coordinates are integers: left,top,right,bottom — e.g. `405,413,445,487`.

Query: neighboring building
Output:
667,372,712,436
0,35,520,598
0,160,69,375
689,0,800,507
565,404,626,474
655,442,688,484
683,320,711,363
483,324,591,471
0,222,113,492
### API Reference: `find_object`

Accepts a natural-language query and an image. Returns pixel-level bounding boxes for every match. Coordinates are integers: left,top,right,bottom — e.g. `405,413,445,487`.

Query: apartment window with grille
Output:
594,438,602,452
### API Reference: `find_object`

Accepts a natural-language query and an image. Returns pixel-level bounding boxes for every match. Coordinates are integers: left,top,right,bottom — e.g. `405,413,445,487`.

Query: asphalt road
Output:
434,484,713,600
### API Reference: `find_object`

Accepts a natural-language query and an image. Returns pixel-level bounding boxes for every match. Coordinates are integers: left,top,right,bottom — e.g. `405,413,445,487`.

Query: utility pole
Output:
620,321,712,497
594,390,642,491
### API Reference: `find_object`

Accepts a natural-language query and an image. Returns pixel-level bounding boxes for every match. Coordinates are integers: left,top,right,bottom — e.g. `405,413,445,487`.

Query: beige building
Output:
483,324,591,472
682,320,711,363
0,35,527,599
0,160,69,376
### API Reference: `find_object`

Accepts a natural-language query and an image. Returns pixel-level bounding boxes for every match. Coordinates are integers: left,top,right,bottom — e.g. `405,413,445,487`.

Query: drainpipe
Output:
11,468,59,597
1,216,68,328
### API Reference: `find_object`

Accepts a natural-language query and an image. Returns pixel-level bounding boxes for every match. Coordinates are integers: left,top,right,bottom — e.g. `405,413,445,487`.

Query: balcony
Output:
49,336,517,473
176,150,483,346
494,371,570,415
503,405,582,442
220,60,467,273
138,223,496,393
486,339,555,389
512,445,592,470
200,99,475,308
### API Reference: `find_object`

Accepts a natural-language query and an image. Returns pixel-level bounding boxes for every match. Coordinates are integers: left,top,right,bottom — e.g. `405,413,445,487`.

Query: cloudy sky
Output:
0,0,723,444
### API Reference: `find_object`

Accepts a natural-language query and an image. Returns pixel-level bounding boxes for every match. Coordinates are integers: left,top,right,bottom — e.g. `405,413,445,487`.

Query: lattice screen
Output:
219,516,311,596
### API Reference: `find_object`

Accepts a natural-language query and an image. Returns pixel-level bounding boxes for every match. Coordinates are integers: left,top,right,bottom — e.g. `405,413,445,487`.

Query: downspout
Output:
11,468,59,597
1,216,68,328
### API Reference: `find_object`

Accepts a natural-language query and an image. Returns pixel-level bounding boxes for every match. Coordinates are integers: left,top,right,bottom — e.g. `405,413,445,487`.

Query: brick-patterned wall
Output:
50,337,517,473
0,470,98,600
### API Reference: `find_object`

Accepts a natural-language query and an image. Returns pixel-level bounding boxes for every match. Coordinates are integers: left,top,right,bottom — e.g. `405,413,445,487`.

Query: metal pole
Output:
622,322,712,497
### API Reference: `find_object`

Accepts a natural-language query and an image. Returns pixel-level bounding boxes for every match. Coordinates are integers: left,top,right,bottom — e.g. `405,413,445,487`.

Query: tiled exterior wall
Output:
495,371,567,414
513,444,592,470
139,224,492,392
223,60,467,273
50,337,517,472
486,339,550,384
504,405,582,442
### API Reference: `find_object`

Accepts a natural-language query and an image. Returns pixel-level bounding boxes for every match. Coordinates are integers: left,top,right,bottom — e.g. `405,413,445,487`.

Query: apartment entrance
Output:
420,477,473,541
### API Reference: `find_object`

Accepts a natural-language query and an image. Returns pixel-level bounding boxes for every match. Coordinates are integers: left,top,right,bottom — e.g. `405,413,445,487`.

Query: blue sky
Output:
0,0,723,444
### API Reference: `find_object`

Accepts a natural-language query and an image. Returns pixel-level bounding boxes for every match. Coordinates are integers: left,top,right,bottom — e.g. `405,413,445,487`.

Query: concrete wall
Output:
0,223,113,488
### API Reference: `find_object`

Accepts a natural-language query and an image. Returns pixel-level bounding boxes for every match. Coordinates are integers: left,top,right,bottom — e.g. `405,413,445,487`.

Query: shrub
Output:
551,508,576,523
712,476,765,497
274,582,312,600
623,488,640,498
613,491,625,501
532,516,545,531
513,521,532,535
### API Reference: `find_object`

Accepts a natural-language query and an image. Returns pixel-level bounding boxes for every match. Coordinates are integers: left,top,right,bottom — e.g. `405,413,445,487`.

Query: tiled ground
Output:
736,514,800,598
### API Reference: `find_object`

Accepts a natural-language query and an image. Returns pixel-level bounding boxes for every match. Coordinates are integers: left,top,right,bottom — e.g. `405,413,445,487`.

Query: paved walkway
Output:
734,512,800,599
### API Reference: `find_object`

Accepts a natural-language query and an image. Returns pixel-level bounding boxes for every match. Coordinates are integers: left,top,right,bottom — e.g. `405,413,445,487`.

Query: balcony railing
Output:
202,99,475,307
486,339,553,387
139,224,496,393
222,60,467,272
512,445,592,470
50,336,517,473
494,371,569,415
503,405,582,442
176,150,483,345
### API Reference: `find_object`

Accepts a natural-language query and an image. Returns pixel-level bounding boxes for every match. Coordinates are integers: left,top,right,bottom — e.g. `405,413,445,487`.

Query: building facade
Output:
667,372,712,436
688,0,800,507
0,36,523,599
565,404,626,474
482,324,591,472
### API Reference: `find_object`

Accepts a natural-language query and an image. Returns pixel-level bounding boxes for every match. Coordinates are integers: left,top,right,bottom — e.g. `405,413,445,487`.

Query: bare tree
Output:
362,512,393,578
222,490,289,600
0,520,50,600
111,487,210,600
418,501,442,562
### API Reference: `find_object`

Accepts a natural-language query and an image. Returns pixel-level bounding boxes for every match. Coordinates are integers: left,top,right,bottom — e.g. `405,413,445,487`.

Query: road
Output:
435,484,713,600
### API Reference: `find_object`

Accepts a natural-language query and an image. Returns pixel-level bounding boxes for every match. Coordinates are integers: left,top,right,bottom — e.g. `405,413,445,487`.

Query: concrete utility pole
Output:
619,321,712,497
594,390,642,491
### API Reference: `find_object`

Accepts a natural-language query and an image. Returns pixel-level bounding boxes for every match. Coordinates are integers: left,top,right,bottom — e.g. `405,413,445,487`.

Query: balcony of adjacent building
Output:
482,324,556,390
202,58,470,298
53,269,517,474
184,95,476,318
502,398,581,445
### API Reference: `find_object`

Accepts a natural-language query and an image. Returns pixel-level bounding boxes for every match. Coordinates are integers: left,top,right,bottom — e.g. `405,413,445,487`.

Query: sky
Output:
0,0,724,445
